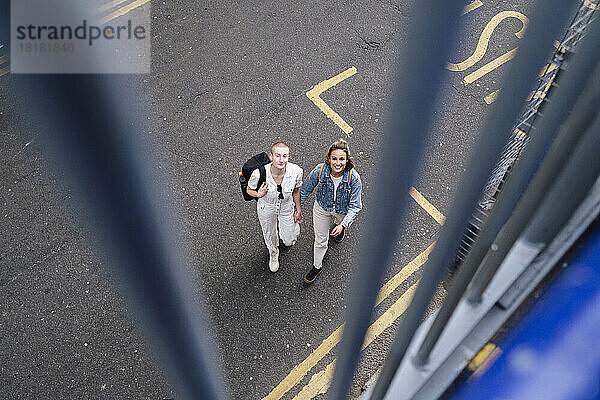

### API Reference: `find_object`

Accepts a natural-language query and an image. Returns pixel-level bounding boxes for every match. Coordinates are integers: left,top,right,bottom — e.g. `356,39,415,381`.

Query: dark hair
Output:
325,138,355,171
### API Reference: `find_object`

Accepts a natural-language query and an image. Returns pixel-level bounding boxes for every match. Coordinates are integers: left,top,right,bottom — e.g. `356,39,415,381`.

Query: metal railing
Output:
357,1,600,399
3,1,599,399
451,0,600,271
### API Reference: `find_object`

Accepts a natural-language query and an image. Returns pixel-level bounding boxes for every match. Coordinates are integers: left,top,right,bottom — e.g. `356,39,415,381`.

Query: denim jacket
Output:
300,163,363,228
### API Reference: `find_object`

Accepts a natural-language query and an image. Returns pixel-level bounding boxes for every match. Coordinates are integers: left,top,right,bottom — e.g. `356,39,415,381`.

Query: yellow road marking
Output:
447,11,528,72
525,64,558,101
364,282,418,349
484,90,499,104
464,47,517,84
532,85,551,100
514,128,527,140
0,67,9,77
376,242,434,306
409,187,446,225
540,62,559,77
262,242,432,400
293,282,419,399
262,325,344,400
292,361,336,399
96,0,130,14
533,68,559,100
265,189,441,399
306,67,357,135
99,0,151,25
463,0,483,15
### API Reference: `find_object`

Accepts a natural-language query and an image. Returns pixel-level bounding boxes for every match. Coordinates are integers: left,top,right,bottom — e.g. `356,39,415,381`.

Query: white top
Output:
248,162,303,206
331,175,343,202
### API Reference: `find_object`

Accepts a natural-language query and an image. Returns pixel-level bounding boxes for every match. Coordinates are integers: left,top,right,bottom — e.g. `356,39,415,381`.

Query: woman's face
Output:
271,145,289,170
329,149,347,175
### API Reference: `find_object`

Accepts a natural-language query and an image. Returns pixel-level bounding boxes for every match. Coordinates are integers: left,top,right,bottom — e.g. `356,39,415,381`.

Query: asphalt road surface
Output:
1,0,555,399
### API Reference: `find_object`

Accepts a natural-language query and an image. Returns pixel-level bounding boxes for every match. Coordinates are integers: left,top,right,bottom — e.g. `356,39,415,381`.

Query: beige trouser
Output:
257,198,300,256
313,201,345,269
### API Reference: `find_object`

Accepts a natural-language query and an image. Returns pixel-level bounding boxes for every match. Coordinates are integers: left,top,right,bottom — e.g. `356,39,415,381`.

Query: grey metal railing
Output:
362,1,580,398
417,12,600,366
4,0,599,399
0,5,225,399
360,1,600,399
451,0,600,271
327,1,468,399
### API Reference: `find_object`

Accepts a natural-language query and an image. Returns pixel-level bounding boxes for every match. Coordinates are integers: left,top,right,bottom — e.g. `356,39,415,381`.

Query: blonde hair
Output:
271,141,289,154
325,138,355,171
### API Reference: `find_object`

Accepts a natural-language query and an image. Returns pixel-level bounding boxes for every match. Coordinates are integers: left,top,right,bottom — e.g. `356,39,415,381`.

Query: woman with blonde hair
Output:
300,139,363,284
247,142,303,272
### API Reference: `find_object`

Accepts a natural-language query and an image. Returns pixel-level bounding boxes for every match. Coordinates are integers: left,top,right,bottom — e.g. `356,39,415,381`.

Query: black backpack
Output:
239,152,270,201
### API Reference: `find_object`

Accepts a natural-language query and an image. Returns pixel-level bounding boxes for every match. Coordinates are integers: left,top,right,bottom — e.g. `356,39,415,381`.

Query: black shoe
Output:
333,227,345,243
304,267,322,284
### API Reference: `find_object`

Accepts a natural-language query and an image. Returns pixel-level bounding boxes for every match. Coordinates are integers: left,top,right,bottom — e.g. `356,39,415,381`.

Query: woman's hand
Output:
294,207,303,223
257,182,268,198
330,224,344,237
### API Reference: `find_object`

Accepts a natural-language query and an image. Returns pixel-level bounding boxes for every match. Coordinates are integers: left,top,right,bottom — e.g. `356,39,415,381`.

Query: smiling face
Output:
270,144,290,171
328,149,347,176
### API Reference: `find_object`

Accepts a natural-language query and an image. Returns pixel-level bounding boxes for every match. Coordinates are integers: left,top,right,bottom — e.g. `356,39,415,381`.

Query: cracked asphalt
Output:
1,0,537,399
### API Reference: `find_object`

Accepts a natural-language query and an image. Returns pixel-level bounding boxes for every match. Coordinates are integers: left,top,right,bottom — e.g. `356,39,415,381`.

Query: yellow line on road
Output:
265,189,441,399
97,0,130,14
0,67,9,77
292,360,336,399
463,0,483,14
447,11,528,72
364,282,418,350
409,187,446,225
464,47,517,84
484,90,499,104
541,62,559,77
376,242,434,306
583,0,599,10
99,0,151,24
293,282,419,399
514,129,527,141
306,67,357,135
262,242,432,400
262,325,344,400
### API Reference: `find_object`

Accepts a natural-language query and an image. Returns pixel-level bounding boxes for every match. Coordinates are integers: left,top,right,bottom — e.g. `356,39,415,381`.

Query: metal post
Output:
523,113,600,246
1,8,226,399
370,1,578,397
416,38,600,362
467,17,600,302
327,1,466,399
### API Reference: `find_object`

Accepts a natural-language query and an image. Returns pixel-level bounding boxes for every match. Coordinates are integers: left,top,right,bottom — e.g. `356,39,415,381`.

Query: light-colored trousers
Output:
257,199,300,256
313,201,345,269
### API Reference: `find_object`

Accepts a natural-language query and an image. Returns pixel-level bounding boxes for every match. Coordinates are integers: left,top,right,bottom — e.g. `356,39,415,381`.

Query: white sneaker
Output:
269,251,279,272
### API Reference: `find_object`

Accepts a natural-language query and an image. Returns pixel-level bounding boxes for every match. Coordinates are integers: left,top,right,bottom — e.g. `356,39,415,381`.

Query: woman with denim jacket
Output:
300,139,363,284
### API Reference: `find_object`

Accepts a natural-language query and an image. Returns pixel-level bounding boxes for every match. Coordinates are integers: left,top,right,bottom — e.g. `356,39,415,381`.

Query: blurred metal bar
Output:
522,115,600,246
370,0,578,396
16,79,226,400
467,21,600,302
453,1,597,273
0,9,226,400
416,35,600,361
468,74,600,303
327,1,467,399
